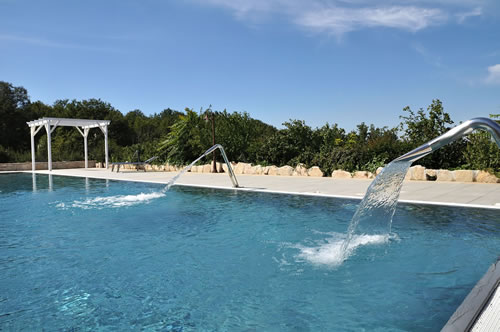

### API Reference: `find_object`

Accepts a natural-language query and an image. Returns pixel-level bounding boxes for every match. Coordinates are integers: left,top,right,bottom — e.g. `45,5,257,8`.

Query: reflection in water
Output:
48,174,53,192
32,173,37,192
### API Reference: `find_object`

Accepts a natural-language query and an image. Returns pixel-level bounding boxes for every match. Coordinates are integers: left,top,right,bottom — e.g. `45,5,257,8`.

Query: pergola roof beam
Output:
27,117,110,129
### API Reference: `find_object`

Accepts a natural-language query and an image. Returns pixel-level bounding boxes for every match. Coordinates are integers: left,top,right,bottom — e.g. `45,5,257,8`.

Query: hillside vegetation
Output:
1,81,498,175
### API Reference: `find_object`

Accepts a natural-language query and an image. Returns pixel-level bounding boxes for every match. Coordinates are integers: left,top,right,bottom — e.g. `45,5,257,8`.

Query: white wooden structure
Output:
27,117,111,171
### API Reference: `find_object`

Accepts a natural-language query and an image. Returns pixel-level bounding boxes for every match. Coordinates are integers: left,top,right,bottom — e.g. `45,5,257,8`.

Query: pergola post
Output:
30,126,36,172
45,123,52,171
101,125,109,169
84,128,89,168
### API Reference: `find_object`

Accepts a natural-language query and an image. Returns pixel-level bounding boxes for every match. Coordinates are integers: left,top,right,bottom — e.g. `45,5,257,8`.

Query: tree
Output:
399,99,465,169
463,115,500,173
0,81,31,154
158,108,210,165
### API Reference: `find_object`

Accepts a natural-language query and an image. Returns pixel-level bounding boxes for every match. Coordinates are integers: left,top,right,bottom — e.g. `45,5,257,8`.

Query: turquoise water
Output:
0,173,499,331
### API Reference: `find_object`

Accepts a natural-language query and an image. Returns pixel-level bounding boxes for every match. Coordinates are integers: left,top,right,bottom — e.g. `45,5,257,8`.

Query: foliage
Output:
463,115,500,174
1,81,499,175
399,99,466,169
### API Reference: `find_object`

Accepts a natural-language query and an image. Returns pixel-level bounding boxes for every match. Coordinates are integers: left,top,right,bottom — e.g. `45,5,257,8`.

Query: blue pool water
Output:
1,173,499,331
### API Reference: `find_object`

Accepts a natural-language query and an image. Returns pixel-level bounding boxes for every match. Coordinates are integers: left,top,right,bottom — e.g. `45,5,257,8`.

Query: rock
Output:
437,169,454,182
189,165,198,173
216,162,224,173
234,162,251,175
331,170,352,179
475,170,499,183
277,165,294,176
293,164,308,176
453,170,474,182
245,166,257,175
202,164,212,173
253,165,263,175
425,169,437,181
262,166,271,175
353,171,373,179
268,166,279,176
410,165,426,181
404,169,412,181
376,167,384,176
308,166,324,177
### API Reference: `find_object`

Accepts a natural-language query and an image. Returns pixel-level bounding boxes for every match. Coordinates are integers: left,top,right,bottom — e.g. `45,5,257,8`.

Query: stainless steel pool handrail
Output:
185,144,239,188
394,117,500,163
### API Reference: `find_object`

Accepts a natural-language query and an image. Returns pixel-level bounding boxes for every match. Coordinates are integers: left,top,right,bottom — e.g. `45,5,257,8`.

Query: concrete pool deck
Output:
14,168,500,209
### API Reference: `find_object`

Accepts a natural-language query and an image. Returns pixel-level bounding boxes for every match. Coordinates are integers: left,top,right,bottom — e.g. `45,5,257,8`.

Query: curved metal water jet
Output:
394,117,500,163
341,117,500,261
164,144,239,191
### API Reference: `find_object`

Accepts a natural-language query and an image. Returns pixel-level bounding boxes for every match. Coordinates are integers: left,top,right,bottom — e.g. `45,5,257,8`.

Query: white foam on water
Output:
71,192,165,209
296,232,391,267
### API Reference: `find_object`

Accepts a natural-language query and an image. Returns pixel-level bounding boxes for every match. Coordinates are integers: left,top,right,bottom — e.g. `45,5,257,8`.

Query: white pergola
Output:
27,117,111,171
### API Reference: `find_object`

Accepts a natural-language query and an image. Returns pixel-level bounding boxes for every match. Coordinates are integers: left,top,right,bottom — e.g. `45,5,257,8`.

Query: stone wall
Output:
97,160,499,183
0,160,96,171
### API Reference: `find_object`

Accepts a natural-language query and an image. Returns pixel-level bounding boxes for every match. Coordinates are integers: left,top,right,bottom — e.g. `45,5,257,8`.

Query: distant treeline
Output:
1,81,499,175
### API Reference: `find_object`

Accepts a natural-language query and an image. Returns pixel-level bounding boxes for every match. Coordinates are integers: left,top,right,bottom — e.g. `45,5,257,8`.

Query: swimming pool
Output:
1,173,499,330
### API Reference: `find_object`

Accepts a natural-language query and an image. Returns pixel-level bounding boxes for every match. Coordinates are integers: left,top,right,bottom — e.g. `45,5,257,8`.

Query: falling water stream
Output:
339,161,412,260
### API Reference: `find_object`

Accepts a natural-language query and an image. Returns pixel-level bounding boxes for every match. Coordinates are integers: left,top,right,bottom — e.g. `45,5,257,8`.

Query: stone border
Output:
94,162,499,184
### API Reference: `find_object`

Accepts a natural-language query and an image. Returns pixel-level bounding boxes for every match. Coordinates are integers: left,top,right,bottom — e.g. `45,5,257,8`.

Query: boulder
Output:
437,169,454,182
268,166,279,176
308,166,324,177
277,165,294,176
404,169,412,181
410,165,426,181
253,165,264,175
425,169,437,181
234,162,251,175
453,170,474,182
353,171,373,179
331,170,352,179
293,164,308,176
202,164,212,173
245,166,257,175
475,170,499,183
375,167,384,176
262,166,271,175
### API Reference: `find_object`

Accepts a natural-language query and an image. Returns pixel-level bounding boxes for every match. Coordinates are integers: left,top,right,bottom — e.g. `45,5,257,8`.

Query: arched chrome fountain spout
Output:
198,144,239,188
164,144,239,190
394,117,500,163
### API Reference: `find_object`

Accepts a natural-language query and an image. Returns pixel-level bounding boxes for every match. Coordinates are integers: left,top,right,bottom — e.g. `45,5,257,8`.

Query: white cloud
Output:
193,0,456,36
296,6,447,36
485,64,500,84
0,34,120,52
456,7,482,23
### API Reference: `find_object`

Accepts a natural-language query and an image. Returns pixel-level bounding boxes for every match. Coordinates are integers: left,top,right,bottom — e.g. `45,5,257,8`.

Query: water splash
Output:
70,192,165,209
340,161,411,261
296,232,393,267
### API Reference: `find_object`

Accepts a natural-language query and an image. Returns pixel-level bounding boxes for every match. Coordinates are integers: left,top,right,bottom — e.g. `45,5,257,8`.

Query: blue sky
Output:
1,0,499,130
